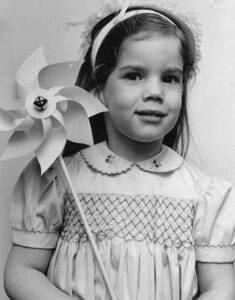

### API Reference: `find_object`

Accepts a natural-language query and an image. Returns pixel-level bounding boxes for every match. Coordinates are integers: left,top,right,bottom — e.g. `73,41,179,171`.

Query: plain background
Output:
1,0,235,299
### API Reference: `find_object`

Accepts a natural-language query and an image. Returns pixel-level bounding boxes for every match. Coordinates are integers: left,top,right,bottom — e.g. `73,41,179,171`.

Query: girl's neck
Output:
107,136,163,163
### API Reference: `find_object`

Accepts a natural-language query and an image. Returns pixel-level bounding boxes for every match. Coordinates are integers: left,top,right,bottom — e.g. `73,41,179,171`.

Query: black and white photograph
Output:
0,0,235,299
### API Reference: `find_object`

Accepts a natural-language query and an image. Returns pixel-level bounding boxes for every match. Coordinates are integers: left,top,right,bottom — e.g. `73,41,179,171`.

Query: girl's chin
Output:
131,127,176,144
127,134,164,144
127,127,172,143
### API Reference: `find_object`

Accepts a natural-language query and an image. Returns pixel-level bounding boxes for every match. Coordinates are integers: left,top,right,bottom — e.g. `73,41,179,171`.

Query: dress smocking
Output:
11,142,235,300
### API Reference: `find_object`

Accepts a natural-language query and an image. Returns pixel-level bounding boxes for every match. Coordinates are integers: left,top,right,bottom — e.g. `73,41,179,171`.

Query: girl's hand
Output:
196,262,235,300
4,245,73,300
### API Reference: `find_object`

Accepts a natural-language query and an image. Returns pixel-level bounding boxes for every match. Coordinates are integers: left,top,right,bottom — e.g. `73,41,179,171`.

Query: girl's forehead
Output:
127,30,168,41
117,31,183,68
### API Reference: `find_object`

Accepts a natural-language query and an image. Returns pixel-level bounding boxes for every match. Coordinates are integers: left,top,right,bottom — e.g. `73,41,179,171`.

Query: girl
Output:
4,1,235,300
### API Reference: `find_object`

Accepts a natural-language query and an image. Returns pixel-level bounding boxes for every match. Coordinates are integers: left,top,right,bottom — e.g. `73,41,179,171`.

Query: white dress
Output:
11,142,235,300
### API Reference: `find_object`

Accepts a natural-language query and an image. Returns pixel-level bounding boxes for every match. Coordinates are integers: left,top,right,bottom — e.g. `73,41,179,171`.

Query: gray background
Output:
1,0,235,299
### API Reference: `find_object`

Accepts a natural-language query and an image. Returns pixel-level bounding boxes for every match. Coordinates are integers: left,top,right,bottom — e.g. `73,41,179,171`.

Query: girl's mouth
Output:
136,110,167,117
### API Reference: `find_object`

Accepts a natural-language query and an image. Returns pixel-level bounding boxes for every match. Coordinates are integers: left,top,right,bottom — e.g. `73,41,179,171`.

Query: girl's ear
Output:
91,88,107,107
98,91,107,106
89,87,99,97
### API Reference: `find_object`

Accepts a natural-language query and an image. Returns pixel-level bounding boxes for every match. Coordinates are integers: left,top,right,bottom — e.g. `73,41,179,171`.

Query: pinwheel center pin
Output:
33,96,48,111
25,89,56,119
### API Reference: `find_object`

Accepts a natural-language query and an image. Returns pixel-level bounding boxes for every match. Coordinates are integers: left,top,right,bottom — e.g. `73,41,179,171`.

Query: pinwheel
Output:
0,46,106,174
0,46,116,300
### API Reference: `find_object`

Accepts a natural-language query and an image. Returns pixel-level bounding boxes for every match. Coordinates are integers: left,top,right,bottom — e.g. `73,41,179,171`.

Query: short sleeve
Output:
11,158,66,249
193,177,235,262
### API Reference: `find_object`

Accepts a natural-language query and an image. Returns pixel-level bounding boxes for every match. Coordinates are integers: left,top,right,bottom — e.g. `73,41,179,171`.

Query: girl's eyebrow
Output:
118,64,144,71
164,67,183,74
118,65,183,74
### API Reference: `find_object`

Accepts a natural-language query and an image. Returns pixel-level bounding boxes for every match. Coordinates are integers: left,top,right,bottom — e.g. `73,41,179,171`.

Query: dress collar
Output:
80,141,184,175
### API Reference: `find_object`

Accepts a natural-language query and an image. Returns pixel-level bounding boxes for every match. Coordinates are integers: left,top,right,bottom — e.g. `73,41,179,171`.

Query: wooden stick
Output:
59,155,117,300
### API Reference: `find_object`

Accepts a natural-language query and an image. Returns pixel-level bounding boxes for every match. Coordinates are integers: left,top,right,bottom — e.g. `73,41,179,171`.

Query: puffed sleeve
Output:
193,177,235,262
11,158,67,249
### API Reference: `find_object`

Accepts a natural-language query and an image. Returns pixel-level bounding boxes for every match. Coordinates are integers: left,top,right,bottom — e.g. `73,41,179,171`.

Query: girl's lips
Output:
135,109,168,123
136,109,167,117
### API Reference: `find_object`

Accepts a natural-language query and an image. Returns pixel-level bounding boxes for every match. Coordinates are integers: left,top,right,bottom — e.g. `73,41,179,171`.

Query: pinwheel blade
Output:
0,75,22,110
63,101,94,145
36,126,66,174
16,45,48,100
41,118,52,136
0,132,12,157
58,100,68,112
58,86,108,117
0,120,44,160
52,110,65,127
38,61,79,89
0,108,25,131
15,115,34,131
53,94,68,111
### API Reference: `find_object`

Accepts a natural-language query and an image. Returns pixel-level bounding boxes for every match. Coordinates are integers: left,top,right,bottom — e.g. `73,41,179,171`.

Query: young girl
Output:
4,1,235,300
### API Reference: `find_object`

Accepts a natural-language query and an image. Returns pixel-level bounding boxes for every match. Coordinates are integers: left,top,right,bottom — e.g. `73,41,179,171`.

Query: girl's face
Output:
101,31,183,149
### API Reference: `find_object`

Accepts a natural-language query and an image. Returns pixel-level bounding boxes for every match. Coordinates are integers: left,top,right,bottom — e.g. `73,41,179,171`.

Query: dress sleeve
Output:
11,158,67,249
193,177,235,262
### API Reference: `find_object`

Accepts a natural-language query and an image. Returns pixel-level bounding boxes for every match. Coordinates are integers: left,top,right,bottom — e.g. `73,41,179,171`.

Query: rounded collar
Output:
80,141,184,175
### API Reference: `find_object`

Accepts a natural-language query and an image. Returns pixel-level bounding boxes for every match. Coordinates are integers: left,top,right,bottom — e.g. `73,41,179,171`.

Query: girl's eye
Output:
163,75,182,84
123,72,143,81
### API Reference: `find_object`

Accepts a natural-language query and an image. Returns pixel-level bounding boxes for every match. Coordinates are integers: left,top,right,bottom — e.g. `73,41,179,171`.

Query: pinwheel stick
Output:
59,155,117,300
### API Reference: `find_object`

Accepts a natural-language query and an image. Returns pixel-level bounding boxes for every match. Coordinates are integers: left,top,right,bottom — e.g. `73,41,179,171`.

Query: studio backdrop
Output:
0,1,235,299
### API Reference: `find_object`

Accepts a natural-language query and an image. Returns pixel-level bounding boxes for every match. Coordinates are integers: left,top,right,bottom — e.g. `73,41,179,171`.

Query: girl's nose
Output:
143,78,164,102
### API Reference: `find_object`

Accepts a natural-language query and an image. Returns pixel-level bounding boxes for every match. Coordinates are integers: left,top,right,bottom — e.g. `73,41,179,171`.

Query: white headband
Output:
91,8,177,69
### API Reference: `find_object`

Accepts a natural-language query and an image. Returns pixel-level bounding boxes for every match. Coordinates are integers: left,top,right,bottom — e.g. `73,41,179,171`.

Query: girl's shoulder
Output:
182,158,234,199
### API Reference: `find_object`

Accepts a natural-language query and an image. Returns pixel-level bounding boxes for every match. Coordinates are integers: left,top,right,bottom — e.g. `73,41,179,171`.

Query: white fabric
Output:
11,142,235,300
